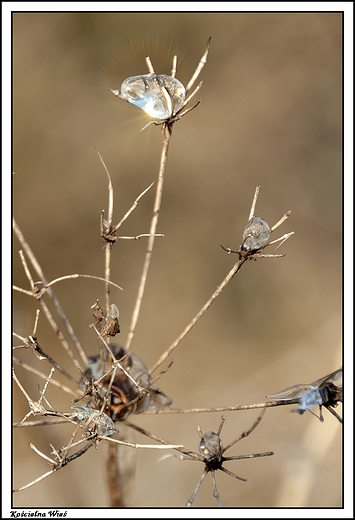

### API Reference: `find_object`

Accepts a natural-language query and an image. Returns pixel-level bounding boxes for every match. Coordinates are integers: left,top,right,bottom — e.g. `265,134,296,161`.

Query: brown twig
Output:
142,399,300,414
149,186,293,375
149,257,246,375
13,219,88,367
125,123,172,351
12,356,77,397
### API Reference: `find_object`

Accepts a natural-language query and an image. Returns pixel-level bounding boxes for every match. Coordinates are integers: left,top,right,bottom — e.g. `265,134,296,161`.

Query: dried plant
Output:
12,25,342,513
146,410,274,508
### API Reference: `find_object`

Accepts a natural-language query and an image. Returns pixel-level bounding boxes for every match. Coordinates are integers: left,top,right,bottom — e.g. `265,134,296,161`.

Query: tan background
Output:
13,12,342,508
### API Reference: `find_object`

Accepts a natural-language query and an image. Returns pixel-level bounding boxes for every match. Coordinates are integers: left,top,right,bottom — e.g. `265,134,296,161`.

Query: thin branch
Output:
13,357,77,397
271,210,292,232
95,149,167,510
185,37,211,95
112,182,155,234
117,233,164,240
97,146,156,315
223,452,274,462
96,148,114,226
44,274,122,292
125,123,172,351
183,82,203,109
13,417,69,428
149,186,293,375
149,257,246,374
15,252,85,376
124,420,192,458
13,442,93,493
249,185,261,221
187,470,208,507
150,360,174,386
12,285,33,296
14,331,79,385
12,367,68,425
211,471,222,507
145,56,155,73
223,409,266,451
325,405,342,423
13,219,88,367
13,470,55,492
171,55,177,77
102,436,183,450
142,399,300,414
96,149,115,313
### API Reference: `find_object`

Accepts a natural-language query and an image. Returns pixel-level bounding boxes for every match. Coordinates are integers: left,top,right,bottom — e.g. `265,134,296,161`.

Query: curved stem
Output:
13,220,88,368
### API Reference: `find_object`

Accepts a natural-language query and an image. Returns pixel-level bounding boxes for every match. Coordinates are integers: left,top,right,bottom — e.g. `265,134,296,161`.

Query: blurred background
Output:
13,12,342,508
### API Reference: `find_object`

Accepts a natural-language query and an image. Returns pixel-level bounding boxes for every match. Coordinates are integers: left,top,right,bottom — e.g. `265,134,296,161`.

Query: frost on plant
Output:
221,185,294,261
266,368,343,423
70,406,118,437
12,35,341,508
111,37,211,129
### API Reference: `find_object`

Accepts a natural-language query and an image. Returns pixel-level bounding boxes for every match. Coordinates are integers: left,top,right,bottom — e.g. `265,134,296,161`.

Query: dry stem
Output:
149,258,246,375
142,399,300,414
125,123,172,351
13,219,88,368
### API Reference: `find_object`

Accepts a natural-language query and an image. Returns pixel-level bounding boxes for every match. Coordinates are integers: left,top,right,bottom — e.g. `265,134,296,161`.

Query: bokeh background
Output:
13,12,342,509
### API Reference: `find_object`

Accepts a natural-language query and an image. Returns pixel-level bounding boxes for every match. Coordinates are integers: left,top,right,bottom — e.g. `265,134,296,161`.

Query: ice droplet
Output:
242,216,271,251
71,406,118,437
119,73,185,119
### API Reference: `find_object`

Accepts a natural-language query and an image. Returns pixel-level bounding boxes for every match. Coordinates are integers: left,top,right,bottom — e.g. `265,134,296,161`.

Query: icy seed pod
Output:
119,73,186,119
298,369,342,412
112,38,210,127
266,368,342,421
199,431,223,463
242,216,271,251
83,344,173,421
298,388,324,410
71,406,118,437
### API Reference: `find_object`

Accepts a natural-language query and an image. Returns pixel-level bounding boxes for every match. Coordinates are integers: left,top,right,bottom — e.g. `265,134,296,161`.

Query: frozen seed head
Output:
242,216,271,251
199,431,223,464
298,388,324,411
111,38,211,128
71,406,118,437
266,368,342,422
118,73,186,119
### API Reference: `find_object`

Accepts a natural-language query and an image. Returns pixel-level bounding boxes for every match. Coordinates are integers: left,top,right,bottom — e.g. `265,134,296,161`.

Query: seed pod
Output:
83,344,172,421
242,216,271,251
199,431,223,463
70,405,118,437
266,368,342,421
101,304,120,336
